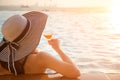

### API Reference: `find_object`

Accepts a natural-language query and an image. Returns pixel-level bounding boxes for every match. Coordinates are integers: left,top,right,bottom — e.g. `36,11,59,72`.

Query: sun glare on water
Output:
108,0,120,34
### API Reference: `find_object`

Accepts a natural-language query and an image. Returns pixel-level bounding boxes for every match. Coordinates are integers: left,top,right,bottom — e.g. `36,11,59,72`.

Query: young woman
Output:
0,11,80,78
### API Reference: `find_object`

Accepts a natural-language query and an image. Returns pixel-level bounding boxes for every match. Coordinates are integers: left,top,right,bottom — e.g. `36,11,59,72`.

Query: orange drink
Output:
44,33,52,40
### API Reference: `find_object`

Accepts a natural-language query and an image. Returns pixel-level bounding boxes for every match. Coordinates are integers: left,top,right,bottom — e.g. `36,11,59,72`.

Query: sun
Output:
108,0,120,34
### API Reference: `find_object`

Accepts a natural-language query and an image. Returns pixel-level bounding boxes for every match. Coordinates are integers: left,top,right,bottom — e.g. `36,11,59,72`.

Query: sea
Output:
0,11,120,73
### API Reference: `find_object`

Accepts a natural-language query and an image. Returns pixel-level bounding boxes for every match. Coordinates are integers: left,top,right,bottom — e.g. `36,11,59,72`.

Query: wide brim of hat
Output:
13,11,48,61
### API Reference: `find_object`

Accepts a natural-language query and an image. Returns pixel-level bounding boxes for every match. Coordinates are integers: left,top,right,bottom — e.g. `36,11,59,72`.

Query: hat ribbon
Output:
0,38,19,75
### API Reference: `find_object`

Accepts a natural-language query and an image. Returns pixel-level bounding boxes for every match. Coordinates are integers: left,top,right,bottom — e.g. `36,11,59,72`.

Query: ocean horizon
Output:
0,6,108,13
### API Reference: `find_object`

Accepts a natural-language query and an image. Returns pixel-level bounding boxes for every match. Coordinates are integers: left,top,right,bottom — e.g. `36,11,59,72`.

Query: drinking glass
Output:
44,33,53,40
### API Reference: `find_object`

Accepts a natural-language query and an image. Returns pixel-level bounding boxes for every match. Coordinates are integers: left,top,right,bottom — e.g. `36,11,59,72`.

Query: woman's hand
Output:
48,38,60,50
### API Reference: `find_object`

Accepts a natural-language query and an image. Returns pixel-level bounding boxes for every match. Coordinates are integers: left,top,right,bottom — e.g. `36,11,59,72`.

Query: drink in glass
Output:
44,33,52,40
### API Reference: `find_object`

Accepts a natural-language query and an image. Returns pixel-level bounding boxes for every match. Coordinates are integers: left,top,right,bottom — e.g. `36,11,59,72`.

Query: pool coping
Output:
0,73,120,80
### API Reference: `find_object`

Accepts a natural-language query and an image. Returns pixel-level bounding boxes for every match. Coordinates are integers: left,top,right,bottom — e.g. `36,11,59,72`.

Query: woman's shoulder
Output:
30,50,50,60
28,49,54,64
25,50,48,66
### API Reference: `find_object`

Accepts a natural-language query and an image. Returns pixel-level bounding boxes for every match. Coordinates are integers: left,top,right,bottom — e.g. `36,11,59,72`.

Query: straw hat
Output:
0,11,48,62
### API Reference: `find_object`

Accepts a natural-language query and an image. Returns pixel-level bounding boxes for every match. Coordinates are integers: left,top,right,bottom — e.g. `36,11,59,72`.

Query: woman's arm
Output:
40,38,80,78
48,39,76,65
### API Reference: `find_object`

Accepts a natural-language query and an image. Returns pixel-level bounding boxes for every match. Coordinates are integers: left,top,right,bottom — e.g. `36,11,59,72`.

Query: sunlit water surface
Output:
0,11,120,73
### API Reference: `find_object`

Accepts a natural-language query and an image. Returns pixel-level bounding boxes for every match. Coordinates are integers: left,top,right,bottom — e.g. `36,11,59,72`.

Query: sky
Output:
0,0,112,7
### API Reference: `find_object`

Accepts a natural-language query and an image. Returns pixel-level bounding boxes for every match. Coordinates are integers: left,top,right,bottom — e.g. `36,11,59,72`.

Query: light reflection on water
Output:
0,11,120,73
